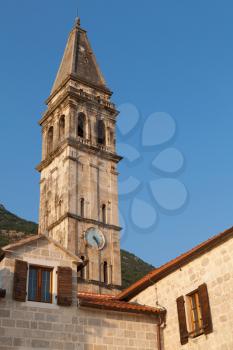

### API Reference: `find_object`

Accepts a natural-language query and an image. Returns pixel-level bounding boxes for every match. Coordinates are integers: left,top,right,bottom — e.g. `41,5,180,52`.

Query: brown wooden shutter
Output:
198,283,213,334
176,296,189,345
13,260,28,302
57,266,72,306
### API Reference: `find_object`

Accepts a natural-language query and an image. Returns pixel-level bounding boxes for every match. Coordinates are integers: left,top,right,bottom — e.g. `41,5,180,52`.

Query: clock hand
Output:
93,236,99,247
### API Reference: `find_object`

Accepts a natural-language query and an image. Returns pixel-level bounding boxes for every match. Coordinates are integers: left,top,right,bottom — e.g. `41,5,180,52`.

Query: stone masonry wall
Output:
0,301,158,350
132,237,233,350
0,237,159,349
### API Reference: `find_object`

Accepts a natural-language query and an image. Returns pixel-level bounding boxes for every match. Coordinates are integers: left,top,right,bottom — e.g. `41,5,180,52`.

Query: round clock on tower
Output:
37,18,122,295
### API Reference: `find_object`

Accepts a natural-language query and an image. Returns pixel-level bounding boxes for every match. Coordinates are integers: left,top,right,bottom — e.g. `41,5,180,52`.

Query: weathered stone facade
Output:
131,233,233,350
0,301,158,350
0,236,160,350
37,19,122,294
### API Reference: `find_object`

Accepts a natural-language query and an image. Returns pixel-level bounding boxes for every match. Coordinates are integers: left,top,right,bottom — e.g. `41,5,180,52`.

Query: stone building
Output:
119,227,233,350
0,18,232,350
37,18,121,295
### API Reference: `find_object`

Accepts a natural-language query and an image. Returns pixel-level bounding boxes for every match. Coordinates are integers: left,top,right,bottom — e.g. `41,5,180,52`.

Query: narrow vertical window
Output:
102,204,106,224
47,126,54,154
103,261,108,284
77,113,86,138
59,115,65,140
80,256,85,279
188,291,203,336
80,198,85,217
97,120,105,145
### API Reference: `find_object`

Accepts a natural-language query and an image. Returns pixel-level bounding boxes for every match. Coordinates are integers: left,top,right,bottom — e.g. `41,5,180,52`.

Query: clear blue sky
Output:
1,0,233,267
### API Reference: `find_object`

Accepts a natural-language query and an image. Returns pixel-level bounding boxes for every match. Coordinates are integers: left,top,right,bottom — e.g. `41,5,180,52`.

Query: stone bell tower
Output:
37,18,122,294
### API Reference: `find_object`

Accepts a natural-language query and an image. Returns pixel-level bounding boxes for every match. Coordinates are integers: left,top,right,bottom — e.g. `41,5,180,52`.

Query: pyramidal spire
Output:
51,18,109,95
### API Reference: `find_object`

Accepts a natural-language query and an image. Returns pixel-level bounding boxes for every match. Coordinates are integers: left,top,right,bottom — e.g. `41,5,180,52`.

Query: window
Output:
77,113,86,138
97,120,105,145
103,261,108,284
28,265,52,303
102,204,107,224
80,256,85,279
47,126,54,154
59,115,65,140
80,198,85,217
187,291,203,337
176,283,213,345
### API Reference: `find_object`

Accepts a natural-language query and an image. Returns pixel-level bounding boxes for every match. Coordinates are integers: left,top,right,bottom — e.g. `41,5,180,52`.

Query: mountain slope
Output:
121,249,154,289
0,204,38,234
0,204,154,288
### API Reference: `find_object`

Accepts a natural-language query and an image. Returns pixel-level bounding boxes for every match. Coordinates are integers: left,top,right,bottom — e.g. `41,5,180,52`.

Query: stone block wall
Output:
0,300,158,350
0,237,78,305
0,236,159,349
132,237,233,350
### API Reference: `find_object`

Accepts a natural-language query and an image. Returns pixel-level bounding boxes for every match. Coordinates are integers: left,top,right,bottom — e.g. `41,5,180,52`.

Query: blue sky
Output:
0,0,233,267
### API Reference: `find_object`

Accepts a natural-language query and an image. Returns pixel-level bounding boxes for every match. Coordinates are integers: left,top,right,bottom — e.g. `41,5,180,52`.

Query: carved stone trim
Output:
40,82,117,126
47,212,121,232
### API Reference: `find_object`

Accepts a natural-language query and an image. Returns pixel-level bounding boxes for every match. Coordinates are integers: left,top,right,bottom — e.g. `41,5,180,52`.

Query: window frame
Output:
28,264,53,304
186,289,204,338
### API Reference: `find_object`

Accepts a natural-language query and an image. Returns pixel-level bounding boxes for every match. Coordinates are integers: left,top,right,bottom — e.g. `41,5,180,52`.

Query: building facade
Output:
0,17,232,350
119,227,233,350
37,18,122,294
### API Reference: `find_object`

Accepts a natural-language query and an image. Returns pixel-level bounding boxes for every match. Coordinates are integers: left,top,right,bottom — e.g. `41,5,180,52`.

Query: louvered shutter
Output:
198,283,213,334
13,260,28,302
57,266,72,306
176,296,189,345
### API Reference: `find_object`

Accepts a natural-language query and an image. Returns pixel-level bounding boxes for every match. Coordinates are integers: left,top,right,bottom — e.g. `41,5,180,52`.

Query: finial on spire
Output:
75,17,81,28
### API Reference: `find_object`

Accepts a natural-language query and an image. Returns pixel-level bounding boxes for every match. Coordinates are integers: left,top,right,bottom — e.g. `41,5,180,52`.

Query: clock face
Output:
85,228,105,250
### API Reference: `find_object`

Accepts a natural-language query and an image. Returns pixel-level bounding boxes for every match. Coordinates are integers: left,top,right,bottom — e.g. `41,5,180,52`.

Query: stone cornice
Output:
46,74,112,106
66,137,122,163
36,141,66,173
36,138,122,172
40,80,117,126
40,87,118,126
47,212,122,232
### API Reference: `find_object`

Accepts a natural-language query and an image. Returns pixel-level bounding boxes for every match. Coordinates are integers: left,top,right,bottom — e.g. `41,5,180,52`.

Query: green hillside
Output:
121,249,154,288
0,204,154,288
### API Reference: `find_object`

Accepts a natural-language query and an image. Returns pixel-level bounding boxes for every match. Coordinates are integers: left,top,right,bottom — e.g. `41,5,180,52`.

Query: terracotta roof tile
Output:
118,226,233,301
78,292,163,316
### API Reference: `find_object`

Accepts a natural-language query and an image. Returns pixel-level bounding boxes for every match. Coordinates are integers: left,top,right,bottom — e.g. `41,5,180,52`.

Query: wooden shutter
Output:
198,283,213,334
57,266,72,306
176,296,189,345
13,260,28,302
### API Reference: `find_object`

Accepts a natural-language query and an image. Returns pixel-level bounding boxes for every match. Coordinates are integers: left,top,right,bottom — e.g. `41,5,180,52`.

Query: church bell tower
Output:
37,19,122,294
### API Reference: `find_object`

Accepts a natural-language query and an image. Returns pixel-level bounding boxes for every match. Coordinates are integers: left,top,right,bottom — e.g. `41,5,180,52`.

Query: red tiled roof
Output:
78,292,163,316
118,226,233,301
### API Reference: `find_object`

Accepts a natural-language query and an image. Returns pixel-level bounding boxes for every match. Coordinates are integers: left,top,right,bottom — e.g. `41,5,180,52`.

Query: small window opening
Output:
80,256,85,279
77,113,86,138
47,126,54,154
102,204,107,224
97,120,105,145
103,261,108,284
59,116,65,140
80,198,85,217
